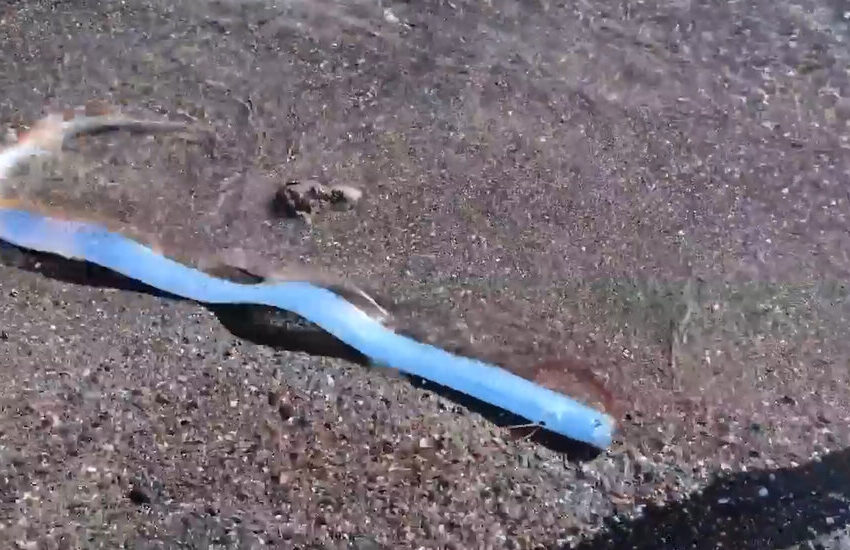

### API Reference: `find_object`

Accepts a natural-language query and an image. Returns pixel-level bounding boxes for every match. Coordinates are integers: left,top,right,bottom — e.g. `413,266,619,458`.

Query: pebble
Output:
128,486,152,505
329,185,363,208
271,180,362,218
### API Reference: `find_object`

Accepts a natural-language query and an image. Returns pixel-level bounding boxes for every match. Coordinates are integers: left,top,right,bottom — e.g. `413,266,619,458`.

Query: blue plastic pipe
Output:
0,207,615,449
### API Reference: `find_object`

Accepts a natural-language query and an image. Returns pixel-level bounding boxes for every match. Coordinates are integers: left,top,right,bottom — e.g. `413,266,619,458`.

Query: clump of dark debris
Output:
271,179,363,224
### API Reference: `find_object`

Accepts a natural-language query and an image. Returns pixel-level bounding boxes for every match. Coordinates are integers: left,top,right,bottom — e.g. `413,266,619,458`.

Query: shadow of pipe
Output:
209,303,370,365
0,239,602,461
0,240,370,364
569,446,850,549
405,375,603,461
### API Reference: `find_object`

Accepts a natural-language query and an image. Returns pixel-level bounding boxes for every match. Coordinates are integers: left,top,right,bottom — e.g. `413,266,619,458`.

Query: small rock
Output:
271,179,361,219
128,485,152,505
328,185,363,208
758,487,769,498
271,180,325,219
292,179,327,199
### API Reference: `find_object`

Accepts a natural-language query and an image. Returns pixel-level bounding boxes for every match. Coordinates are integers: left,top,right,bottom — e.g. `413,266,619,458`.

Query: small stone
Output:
297,179,327,198
328,185,363,208
758,487,769,498
128,486,152,505
271,180,325,218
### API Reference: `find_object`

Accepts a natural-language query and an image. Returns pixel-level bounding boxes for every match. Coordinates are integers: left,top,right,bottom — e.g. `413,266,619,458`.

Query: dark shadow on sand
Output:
0,240,602,461
571,446,850,550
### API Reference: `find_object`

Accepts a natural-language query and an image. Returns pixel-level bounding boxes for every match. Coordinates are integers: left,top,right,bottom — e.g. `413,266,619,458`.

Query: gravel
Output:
1,0,849,548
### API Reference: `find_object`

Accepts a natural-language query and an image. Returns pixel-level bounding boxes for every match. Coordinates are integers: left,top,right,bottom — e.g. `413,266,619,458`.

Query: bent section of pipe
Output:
0,207,616,449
